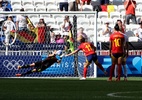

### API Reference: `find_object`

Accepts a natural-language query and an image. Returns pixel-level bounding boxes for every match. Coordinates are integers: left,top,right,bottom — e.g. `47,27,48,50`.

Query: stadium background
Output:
0,0,142,77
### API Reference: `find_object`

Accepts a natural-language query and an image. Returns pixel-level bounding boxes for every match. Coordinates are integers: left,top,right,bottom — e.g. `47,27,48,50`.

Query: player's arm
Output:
109,41,112,56
48,53,55,57
125,41,129,57
48,50,57,57
109,35,112,56
66,49,80,56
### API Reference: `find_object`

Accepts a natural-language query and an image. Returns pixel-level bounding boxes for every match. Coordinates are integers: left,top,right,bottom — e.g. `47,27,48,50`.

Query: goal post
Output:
0,11,97,78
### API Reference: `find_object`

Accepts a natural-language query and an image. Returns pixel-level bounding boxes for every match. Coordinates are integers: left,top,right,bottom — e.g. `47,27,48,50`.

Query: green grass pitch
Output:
0,77,142,100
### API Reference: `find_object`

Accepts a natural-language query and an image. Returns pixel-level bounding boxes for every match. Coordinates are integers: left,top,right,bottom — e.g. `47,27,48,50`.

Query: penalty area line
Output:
107,91,142,99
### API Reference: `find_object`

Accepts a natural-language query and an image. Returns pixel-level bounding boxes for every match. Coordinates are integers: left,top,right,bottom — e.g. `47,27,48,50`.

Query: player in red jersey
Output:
108,24,125,81
114,20,129,81
66,36,107,80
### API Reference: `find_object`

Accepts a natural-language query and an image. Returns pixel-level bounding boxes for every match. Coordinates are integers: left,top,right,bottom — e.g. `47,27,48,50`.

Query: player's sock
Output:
117,64,122,80
83,67,87,78
109,64,115,80
21,70,34,76
21,65,30,68
123,65,127,78
114,65,118,78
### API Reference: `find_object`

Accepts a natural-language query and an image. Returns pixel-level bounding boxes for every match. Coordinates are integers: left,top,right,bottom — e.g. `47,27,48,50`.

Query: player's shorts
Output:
86,53,98,63
111,53,123,59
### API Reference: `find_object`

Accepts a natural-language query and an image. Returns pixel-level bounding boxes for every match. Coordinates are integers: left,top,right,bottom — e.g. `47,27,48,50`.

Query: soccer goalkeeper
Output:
16,50,63,77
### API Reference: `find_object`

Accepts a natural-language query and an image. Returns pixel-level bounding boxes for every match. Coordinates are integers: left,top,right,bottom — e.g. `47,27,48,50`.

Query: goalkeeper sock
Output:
109,64,115,79
21,65,30,68
83,67,87,78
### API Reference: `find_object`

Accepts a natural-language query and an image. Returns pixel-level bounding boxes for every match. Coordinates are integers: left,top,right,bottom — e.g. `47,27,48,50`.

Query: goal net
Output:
0,12,97,78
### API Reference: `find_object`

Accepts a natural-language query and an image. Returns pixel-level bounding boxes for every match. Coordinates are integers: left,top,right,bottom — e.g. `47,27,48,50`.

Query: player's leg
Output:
81,61,90,80
122,57,127,81
16,61,44,76
94,60,107,75
80,55,92,80
17,63,35,70
108,54,117,81
93,54,107,75
16,63,51,77
18,61,43,70
16,68,37,77
123,65,127,81
116,56,123,81
114,65,118,79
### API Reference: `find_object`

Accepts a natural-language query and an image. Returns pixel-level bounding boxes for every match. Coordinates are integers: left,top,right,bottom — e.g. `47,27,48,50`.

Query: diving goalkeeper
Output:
16,50,63,77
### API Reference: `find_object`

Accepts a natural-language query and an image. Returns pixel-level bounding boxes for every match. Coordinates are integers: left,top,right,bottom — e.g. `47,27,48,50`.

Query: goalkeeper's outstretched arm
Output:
48,50,57,57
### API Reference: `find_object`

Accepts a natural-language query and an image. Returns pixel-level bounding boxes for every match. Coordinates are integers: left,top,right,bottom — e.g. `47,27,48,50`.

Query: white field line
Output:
107,91,142,98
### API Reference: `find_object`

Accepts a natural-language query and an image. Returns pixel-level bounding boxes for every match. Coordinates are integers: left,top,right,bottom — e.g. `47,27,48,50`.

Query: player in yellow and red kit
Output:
66,36,107,80
108,24,125,81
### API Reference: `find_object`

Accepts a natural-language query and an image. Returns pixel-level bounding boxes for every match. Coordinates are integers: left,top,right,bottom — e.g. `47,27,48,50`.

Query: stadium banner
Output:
0,55,93,77
0,42,65,51
97,56,142,77
0,42,101,51
0,55,141,77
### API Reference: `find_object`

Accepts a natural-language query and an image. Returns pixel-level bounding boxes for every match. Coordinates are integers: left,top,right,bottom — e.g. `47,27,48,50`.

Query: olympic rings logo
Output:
3,60,24,70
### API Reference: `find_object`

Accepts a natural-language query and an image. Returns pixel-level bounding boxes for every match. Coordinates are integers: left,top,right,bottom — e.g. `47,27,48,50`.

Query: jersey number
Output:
113,38,121,47
83,44,92,52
